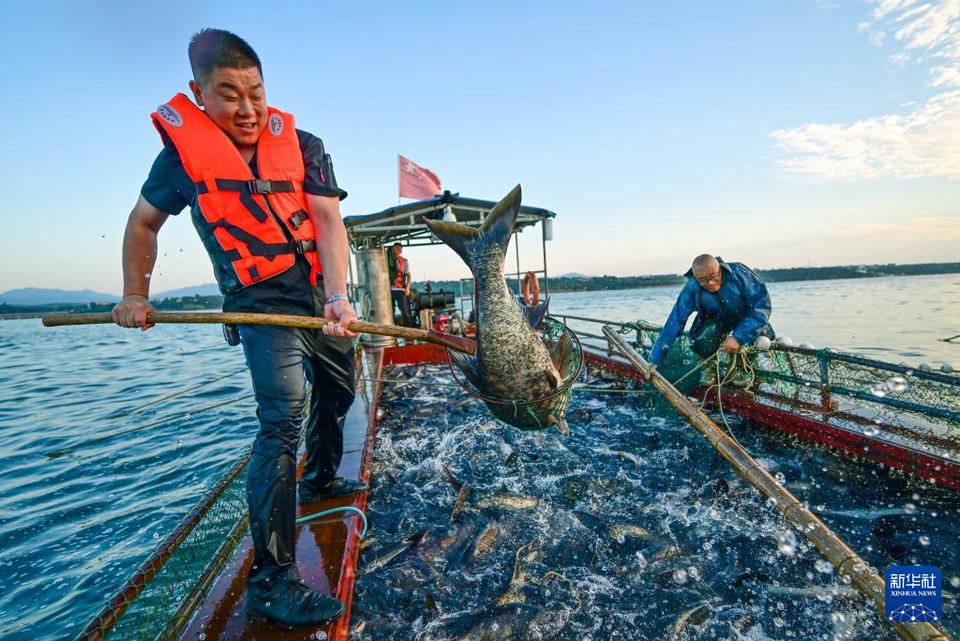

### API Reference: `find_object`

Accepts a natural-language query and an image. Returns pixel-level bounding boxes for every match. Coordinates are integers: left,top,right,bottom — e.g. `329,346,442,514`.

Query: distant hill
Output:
4,261,958,314
155,283,221,298
0,287,119,306
0,283,220,307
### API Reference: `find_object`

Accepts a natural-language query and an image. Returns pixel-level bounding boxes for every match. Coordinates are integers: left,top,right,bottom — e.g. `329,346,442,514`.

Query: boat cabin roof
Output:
343,190,556,250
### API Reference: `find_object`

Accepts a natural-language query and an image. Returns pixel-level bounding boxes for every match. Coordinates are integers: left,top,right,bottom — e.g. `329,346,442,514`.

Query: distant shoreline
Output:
417,261,960,297
2,261,958,316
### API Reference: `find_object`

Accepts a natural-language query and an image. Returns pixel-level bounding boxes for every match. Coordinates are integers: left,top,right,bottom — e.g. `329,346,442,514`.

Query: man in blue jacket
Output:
647,255,774,377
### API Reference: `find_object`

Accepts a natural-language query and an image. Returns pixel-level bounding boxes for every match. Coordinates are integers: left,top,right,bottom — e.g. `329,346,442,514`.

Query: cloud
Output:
932,64,960,85
882,0,960,55
830,215,960,237
771,90,960,178
773,1,960,178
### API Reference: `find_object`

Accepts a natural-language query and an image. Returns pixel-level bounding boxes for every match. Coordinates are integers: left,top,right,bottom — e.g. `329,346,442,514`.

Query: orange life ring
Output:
522,271,540,306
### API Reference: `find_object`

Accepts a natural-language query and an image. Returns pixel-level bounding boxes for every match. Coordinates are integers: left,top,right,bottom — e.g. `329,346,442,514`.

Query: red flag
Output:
398,154,442,200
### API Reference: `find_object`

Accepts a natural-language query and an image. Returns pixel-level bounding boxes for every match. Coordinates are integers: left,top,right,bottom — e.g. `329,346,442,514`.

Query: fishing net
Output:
77,454,251,640
747,346,960,432
445,316,584,430
607,321,960,437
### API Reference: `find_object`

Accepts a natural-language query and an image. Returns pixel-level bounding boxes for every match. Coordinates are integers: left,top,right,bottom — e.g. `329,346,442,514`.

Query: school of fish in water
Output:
349,362,959,640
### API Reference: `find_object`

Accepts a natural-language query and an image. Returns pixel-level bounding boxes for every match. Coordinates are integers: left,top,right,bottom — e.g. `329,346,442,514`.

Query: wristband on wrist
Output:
324,293,348,305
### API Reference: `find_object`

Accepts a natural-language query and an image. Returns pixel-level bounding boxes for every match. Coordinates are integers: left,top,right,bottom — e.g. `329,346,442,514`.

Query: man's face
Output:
190,66,267,150
393,245,402,257
693,263,722,293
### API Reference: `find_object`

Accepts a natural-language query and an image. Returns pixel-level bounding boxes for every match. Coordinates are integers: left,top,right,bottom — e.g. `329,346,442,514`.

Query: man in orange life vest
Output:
388,242,413,327
111,29,364,628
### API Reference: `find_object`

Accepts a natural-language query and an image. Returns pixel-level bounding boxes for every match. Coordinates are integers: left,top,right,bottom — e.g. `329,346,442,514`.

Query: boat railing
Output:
552,312,960,429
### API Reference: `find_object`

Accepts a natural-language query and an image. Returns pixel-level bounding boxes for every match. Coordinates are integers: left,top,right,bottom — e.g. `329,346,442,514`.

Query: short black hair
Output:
188,29,262,86
392,243,402,248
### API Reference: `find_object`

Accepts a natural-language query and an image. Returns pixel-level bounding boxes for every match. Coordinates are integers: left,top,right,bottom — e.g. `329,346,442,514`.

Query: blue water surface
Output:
0,321,253,639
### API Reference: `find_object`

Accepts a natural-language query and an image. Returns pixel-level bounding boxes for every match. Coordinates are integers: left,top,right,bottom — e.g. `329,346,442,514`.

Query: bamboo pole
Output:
602,326,950,641
42,311,476,355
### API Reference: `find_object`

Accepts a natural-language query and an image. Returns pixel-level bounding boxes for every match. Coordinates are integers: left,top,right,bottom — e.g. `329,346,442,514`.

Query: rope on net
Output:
696,348,757,455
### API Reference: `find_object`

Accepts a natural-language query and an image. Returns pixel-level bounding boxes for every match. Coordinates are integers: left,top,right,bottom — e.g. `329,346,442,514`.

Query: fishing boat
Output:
74,193,959,640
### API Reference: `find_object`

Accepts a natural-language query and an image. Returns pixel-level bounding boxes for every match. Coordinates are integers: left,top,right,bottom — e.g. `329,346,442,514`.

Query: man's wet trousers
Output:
238,325,356,587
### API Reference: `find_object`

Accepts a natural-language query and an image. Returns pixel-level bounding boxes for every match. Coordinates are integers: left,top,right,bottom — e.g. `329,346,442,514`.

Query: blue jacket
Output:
648,258,773,365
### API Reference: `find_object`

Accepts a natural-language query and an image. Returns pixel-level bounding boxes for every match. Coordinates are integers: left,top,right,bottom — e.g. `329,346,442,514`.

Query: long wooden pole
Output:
602,326,949,641
42,311,476,355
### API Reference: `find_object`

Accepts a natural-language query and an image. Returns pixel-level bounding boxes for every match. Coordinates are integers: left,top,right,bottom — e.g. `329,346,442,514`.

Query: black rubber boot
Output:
298,477,369,503
247,578,344,628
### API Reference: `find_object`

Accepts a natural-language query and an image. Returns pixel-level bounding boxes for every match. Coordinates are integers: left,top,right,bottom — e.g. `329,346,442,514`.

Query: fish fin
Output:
424,587,438,612
448,349,485,391
451,521,487,570
550,330,577,378
442,464,463,491
540,366,561,390
493,540,532,606
451,483,472,523
478,184,522,254
407,528,429,544
520,297,550,329
422,218,481,267
554,415,570,437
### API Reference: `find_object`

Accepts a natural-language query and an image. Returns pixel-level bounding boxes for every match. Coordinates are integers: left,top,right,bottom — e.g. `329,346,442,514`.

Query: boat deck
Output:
178,346,385,641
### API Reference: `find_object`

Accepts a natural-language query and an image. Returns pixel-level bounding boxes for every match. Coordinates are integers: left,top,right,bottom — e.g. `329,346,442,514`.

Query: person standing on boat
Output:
646,255,774,377
388,242,414,327
111,29,365,628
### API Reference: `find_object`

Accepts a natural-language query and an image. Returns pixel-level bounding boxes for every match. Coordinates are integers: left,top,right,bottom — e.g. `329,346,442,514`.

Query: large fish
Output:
424,185,577,435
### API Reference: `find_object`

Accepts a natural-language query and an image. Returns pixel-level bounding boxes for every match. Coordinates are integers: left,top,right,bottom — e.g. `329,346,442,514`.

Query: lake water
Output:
0,274,957,639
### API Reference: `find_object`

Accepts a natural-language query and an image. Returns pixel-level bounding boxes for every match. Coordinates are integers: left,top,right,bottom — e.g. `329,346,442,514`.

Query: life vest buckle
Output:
294,239,317,255
288,210,310,230
248,179,275,194
246,179,294,195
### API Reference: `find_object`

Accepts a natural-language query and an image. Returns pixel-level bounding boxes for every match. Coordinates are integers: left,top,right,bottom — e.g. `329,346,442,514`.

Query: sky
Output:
1,0,957,295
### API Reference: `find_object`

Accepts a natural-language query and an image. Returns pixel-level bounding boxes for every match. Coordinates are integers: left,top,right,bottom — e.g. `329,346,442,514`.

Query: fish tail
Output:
423,185,522,269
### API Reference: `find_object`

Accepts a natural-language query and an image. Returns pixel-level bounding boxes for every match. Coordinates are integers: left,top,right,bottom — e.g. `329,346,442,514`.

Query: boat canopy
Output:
343,190,556,250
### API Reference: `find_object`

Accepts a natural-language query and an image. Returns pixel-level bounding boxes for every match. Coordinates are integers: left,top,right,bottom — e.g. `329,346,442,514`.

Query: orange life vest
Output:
151,93,321,295
391,254,407,290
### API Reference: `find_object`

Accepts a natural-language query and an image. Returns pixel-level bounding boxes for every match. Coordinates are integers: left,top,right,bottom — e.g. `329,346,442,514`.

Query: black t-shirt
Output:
141,129,346,316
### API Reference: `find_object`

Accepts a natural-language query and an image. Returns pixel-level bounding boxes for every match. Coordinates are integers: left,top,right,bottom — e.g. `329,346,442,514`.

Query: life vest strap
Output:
213,219,298,260
195,178,296,195
196,178,298,226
